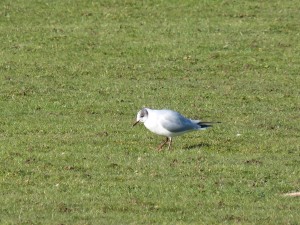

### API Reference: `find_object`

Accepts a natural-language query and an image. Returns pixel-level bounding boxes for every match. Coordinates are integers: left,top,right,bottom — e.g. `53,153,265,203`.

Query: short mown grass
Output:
0,0,299,224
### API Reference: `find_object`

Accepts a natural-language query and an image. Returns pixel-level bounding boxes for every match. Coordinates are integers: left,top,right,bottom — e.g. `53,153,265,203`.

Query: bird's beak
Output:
133,120,139,127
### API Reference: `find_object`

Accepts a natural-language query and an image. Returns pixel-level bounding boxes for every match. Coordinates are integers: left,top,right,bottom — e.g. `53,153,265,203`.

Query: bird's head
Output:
133,108,149,126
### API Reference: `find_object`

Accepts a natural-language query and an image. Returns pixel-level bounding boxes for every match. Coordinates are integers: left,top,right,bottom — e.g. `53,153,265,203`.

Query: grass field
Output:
1,0,299,224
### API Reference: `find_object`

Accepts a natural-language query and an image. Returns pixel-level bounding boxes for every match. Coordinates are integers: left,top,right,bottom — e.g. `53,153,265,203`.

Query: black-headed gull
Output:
133,108,218,150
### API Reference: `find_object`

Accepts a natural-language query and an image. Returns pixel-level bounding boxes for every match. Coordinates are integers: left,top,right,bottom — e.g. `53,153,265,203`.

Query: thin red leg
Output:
167,137,172,150
157,137,169,151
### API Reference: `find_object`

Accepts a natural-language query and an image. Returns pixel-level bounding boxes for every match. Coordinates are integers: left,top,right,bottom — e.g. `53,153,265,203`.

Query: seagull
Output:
133,108,218,150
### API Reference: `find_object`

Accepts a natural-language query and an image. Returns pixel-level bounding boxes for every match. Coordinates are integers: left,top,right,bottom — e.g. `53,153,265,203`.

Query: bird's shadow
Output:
183,142,210,150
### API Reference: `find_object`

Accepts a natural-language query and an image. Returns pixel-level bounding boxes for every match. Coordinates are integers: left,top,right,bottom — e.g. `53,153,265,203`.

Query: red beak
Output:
133,120,139,127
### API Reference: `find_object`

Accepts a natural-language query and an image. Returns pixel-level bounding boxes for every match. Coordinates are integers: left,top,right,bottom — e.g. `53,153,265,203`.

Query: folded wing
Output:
160,111,199,133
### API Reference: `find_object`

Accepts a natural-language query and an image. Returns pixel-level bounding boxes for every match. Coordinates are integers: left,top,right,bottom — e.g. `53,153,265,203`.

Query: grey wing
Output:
160,111,196,132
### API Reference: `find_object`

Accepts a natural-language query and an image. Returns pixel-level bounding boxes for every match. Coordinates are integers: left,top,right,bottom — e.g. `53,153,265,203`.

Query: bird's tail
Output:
195,121,220,130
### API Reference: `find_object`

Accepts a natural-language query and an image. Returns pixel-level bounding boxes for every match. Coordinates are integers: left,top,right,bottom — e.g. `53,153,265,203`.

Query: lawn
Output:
0,0,299,224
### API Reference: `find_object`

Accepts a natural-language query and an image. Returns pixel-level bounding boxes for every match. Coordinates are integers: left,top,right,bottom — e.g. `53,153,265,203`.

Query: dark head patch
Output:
140,108,148,118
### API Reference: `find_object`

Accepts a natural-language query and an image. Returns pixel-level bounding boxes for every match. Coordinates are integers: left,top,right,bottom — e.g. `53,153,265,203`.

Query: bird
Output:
133,108,218,151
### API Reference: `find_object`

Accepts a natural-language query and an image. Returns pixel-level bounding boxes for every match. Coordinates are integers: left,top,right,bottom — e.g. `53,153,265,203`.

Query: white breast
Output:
144,119,167,136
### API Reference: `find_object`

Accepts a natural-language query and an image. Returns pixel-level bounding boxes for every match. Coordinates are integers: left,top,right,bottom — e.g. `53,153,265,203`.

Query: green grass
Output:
1,0,299,224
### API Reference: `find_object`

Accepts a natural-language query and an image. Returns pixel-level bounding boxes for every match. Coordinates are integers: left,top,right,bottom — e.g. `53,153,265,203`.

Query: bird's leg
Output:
157,137,169,151
167,137,173,151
